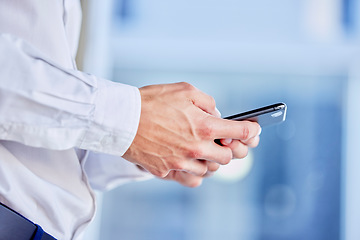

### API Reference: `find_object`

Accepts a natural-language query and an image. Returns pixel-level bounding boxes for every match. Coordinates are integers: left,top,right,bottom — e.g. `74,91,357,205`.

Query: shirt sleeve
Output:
0,33,141,156
83,151,153,191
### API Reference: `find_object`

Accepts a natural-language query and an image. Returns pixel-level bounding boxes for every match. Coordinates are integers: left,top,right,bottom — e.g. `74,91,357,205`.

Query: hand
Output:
164,125,261,188
163,161,220,188
219,130,261,159
136,160,220,187
123,82,261,186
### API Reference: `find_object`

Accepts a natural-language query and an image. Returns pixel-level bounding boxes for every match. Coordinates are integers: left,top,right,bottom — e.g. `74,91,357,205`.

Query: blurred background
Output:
79,0,360,239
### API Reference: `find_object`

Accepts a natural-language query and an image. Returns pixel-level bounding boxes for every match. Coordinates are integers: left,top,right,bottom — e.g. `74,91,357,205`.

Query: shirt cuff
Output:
79,78,141,156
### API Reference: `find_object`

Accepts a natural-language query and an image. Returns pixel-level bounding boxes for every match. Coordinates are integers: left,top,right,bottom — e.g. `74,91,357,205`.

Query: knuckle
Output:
179,82,195,91
245,137,255,146
187,145,203,159
217,149,232,165
241,126,250,140
207,162,220,172
198,122,214,139
222,154,232,165
152,169,169,178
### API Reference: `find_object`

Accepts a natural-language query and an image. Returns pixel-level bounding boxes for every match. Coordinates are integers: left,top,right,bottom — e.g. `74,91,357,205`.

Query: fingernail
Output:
215,107,221,118
257,127,262,136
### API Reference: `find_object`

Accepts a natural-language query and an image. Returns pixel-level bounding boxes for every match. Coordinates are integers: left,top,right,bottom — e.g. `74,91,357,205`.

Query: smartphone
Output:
224,102,287,128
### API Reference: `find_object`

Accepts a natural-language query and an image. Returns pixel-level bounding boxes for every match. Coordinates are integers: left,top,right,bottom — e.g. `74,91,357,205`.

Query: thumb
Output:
220,138,232,146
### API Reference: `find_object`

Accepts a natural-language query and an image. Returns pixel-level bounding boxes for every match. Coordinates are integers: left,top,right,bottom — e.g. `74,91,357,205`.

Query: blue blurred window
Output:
83,0,360,239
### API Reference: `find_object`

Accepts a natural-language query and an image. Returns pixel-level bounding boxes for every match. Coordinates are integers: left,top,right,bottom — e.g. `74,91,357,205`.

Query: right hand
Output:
123,82,261,186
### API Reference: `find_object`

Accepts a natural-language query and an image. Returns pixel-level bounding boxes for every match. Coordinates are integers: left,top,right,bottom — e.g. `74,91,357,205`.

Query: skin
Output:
123,82,261,187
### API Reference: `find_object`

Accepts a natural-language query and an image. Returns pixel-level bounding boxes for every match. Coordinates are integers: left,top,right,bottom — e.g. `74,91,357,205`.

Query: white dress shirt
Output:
0,0,151,239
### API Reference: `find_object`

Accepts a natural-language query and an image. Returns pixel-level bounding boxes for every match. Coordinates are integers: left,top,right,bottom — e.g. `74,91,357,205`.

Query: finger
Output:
226,140,249,159
242,135,260,148
217,127,260,146
179,158,208,176
195,160,220,177
203,171,216,177
165,170,203,188
197,160,220,172
194,141,233,165
211,119,261,141
203,161,220,177
220,131,260,148
206,161,220,172
189,87,220,117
